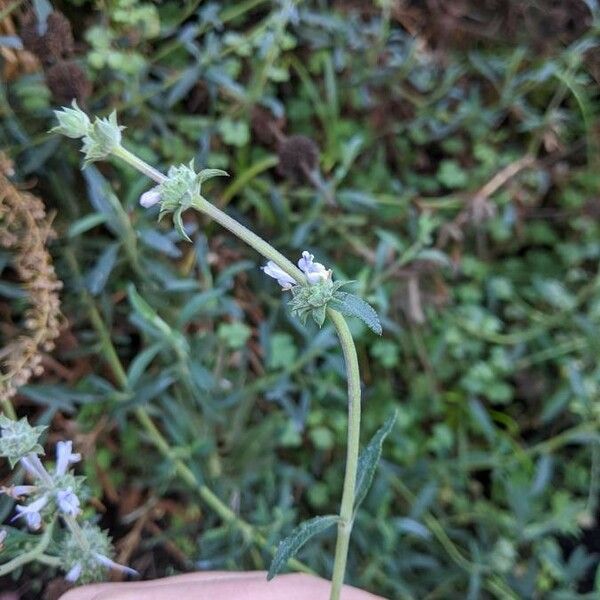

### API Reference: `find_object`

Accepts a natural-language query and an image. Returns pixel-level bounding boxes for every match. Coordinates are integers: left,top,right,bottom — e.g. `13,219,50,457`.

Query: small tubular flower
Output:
55,440,81,477
1,485,38,498
93,552,139,577
139,186,162,208
65,562,83,583
20,454,52,484
261,261,297,290
56,487,81,516
13,495,48,530
298,251,331,284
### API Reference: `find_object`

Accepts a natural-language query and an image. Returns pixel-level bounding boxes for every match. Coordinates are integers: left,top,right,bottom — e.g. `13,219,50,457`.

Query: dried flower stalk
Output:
0,170,62,407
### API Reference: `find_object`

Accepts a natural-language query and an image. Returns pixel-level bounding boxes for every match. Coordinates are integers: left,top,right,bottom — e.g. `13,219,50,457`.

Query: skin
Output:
59,572,387,600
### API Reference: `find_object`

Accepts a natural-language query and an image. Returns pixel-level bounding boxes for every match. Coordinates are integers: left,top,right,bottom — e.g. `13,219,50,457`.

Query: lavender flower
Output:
56,488,81,516
2,439,83,529
139,185,162,208
0,485,38,498
262,251,332,290
13,496,48,530
297,251,331,284
55,440,81,476
261,262,297,290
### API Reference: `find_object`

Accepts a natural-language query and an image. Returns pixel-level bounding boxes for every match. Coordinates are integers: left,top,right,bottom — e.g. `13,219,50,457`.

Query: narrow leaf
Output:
330,291,382,335
85,242,120,296
128,285,190,354
198,169,229,184
267,515,339,580
354,411,397,512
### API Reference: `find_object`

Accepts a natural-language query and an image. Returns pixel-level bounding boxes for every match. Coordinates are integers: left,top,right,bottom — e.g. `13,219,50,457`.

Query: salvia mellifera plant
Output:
0,102,396,600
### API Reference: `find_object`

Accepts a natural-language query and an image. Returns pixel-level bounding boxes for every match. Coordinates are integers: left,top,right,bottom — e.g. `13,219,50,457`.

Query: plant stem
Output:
108,144,363,592
327,310,361,600
0,519,54,576
192,196,305,283
112,145,167,184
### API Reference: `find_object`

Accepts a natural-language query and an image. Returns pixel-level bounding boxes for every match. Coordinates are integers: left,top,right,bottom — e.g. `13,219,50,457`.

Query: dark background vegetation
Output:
1,0,600,598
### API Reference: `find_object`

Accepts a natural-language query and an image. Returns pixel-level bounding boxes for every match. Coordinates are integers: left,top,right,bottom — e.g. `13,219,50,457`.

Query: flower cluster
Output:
52,101,123,165
262,252,344,327
261,251,331,290
62,522,138,584
139,163,228,241
0,415,136,583
261,252,382,333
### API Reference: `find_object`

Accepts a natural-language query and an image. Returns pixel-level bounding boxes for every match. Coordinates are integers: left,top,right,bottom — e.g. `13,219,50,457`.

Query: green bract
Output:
0,415,46,468
81,112,124,165
61,523,113,584
51,101,91,139
52,104,124,165
157,162,228,241
289,280,347,327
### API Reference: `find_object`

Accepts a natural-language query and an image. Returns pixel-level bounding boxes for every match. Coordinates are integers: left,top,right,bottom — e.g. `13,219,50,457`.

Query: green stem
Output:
112,146,167,184
327,310,361,600
192,195,304,283
106,144,363,592
0,519,54,576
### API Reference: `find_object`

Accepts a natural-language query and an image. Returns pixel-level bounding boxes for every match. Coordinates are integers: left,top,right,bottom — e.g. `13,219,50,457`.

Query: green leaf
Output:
217,322,251,349
85,242,120,296
354,411,397,512
330,291,382,335
68,213,107,238
173,206,191,242
267,515,339,580
127,284,188,353
312,304,327,327
198,169,229,184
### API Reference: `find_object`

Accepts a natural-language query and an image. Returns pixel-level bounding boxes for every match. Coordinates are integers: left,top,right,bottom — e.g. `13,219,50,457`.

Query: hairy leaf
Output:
330,291,382,335
354,411,397,512
267,515,339,580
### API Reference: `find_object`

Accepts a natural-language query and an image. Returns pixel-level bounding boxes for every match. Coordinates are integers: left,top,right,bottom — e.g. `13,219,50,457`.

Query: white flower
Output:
13,495,48,530
65,554,138,583
0,485,38,499
139,186,162,208
93,552,139,577
65,562,82,582
56,488,81,516
297,251,331,284
20,454,52,485
261,261,297,290
55,441,81,477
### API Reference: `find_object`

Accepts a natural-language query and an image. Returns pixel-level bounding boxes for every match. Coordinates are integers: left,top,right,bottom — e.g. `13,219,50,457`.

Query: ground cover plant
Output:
1,0,600,598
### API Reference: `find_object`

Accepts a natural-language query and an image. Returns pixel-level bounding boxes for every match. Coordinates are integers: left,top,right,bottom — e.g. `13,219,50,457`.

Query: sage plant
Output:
0,415,135,583
51,102,396,599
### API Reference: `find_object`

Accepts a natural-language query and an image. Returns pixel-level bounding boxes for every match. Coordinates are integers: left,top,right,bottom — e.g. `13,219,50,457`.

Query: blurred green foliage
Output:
2,0,600,598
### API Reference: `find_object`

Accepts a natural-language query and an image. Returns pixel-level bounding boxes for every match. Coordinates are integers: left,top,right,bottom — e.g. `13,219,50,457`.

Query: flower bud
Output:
0,415,46,468
51,101,91,139
139,186,162,208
